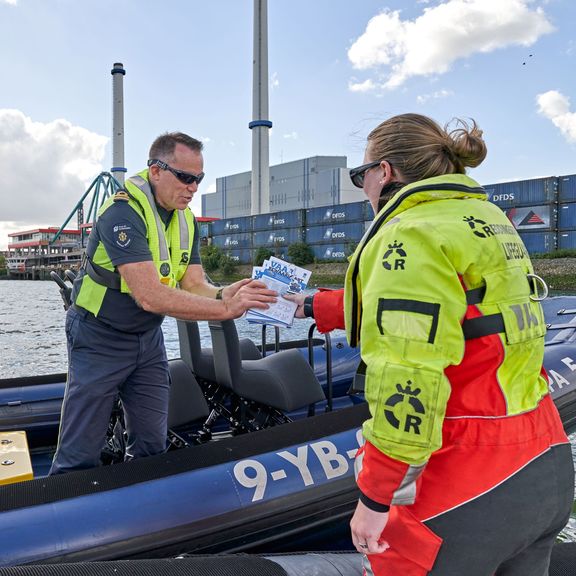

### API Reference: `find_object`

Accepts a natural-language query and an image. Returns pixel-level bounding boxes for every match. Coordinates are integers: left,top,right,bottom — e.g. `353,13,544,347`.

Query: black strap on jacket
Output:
84,256,121,290
462,276,539,340
462,285,505,340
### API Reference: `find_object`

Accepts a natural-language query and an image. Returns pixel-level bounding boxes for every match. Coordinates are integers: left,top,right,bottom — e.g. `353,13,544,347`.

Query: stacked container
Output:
486,177,558,254
305,201,365,262
210,215,253,264
252,209,306,262
205,175,576,262
557,175,576,250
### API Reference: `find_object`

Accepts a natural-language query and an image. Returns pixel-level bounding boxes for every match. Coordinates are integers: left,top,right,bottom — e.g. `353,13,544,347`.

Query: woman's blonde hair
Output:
367,113,487,183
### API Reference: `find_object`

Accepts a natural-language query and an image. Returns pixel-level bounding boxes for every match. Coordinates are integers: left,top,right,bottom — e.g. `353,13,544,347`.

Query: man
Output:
50,132,276,474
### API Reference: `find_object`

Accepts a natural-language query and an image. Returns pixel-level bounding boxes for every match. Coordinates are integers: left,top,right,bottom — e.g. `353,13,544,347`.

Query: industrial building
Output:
6,228,82,279
202,156,363,219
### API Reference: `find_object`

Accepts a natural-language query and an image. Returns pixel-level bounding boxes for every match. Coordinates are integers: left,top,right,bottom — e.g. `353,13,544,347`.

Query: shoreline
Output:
211,258,576,293
2,257,575,292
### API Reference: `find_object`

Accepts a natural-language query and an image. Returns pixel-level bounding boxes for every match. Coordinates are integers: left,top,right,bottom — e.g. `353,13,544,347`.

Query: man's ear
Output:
148,163,160,182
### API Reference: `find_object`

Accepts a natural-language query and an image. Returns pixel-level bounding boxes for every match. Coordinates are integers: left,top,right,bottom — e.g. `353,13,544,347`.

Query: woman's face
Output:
362,148,384,211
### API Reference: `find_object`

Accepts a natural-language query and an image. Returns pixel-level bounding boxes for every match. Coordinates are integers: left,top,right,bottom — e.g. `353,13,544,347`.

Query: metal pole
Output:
249,0,271,216
110,62,127,185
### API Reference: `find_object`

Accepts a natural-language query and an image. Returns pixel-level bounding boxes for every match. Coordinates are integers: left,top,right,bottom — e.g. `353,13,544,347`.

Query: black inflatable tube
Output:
0,546,574,576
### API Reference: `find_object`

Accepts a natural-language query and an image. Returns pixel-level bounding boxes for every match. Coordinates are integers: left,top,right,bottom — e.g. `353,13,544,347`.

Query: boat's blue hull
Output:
0,297,575,566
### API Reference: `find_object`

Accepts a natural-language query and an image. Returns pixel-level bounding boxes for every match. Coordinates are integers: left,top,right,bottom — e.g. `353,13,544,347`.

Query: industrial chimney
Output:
249,0,272,215
110,63,127,184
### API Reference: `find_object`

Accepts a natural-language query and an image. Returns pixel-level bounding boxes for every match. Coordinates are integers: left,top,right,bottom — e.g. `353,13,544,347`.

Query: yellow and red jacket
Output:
343,174,568,519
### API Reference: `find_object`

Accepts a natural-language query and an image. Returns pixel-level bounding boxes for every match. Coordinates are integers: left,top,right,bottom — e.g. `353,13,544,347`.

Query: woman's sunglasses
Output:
349,160,381,188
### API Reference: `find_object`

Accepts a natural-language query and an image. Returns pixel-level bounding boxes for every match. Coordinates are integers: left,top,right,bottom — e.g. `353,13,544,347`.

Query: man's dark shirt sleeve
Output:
97,202,152,267
190,219,201,265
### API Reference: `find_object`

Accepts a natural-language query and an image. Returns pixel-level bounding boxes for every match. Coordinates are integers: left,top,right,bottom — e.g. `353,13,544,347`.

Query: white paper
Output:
246,257,311,327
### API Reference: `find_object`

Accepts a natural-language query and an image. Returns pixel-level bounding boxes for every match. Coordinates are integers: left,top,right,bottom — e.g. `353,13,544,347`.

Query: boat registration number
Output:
232,428,363,502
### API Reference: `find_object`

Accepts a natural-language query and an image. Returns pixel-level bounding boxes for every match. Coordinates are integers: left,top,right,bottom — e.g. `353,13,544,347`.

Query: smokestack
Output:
249,0,272,216
110,62,127,184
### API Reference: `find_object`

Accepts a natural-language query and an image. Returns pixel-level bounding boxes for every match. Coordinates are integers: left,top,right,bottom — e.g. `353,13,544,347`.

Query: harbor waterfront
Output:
0,279,574,544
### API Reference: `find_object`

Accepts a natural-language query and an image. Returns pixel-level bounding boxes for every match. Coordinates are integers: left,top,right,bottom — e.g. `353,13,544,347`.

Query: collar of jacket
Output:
345,174,486,347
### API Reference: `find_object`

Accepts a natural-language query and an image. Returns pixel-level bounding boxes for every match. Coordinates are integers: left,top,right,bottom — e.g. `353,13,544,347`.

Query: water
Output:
0,279,320,377
0,280,575,541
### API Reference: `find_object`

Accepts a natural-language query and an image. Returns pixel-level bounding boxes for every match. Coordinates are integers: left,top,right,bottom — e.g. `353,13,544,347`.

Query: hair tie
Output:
442,144,458,164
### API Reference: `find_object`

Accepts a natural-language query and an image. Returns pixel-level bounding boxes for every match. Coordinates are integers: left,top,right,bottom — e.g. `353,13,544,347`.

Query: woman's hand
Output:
282,292,307,318
350,499,390,555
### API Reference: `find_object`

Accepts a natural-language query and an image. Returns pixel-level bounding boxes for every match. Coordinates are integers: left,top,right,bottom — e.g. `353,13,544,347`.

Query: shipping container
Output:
559,174,576,203
224,249,254,265
252,209,305,231
557,231,576,250
252,228,304,247
211,215,253,236
558,203,576,231
484,177,557,208
505,204,557,232
305,202,365,226
311,244,350,262
363,200,375,220
305,222,365,245
518,231,556,255
211,233,252,249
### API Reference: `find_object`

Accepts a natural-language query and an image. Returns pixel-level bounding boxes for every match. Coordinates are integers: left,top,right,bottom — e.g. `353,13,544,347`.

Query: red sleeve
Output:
313,288,345,333
356,440,417,507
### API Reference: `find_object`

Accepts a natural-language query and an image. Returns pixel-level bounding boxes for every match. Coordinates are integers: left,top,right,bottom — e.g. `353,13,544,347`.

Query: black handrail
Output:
260,324,280,357
50,271,72,311
307,324,333,412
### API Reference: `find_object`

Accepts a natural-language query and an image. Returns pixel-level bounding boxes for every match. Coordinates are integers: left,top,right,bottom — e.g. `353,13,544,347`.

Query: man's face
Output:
149,143,204,211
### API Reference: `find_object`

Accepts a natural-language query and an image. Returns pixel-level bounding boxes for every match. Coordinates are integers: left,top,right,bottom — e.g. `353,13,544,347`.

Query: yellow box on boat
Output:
0,431,33,485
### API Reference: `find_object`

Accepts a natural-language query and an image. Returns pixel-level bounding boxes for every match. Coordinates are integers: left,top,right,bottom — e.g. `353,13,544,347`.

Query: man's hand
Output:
222,279,277,319
350,499,390,555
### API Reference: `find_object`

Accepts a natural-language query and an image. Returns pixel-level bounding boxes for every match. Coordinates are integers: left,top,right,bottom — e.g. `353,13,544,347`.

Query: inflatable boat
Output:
1,547,575,576
0,293,575,567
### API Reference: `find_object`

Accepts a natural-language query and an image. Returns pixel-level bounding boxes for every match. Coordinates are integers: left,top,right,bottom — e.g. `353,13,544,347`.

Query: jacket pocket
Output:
376,505,442,574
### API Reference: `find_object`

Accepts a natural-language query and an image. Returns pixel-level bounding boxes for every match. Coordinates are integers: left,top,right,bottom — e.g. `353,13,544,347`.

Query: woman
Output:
289,113,573,575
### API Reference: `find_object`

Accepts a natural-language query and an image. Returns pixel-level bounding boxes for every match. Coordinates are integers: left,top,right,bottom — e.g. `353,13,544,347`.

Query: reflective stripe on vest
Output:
75,169,195,316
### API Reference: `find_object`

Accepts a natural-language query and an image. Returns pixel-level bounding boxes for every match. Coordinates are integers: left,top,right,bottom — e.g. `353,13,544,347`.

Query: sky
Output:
0,0,575,250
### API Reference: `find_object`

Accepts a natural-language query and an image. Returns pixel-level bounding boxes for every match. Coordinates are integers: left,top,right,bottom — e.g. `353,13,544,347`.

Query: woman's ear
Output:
378,160,395,185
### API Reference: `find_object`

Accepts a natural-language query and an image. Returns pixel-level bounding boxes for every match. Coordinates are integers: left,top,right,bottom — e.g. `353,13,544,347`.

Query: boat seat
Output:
208,320,326,412
177,319,262,382
167,359,210,429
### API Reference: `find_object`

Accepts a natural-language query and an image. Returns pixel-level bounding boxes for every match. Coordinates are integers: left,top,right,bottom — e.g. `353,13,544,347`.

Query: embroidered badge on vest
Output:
384,381,425,435
113,190,130,202
382,241,407,271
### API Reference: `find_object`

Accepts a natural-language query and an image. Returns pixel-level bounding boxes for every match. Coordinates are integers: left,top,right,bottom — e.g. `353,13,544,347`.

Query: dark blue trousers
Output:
49,307,170,474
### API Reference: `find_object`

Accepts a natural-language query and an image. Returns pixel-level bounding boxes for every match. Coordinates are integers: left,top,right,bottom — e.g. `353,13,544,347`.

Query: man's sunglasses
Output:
148,159,205,186
349,160,381,188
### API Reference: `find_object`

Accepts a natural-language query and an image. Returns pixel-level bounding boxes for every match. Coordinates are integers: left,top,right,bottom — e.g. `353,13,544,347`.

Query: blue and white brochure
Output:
246,257,311,327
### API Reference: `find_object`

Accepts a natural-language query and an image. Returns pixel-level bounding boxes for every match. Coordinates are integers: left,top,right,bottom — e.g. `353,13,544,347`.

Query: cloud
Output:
536,90,576,143
348,0,554,90
416,89,454,103
0,109,108,228
270,72,279,90
283,131,298,140
348,78,377,93
0,0,18,5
